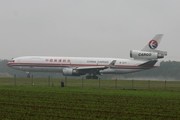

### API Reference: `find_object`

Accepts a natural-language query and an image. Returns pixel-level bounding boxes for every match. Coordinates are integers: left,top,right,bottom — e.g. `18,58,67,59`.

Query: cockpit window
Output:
9,59,15,62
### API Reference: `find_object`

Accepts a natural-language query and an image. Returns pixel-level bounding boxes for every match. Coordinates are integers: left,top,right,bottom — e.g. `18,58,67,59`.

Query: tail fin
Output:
130,34,167,60
141,34,164,52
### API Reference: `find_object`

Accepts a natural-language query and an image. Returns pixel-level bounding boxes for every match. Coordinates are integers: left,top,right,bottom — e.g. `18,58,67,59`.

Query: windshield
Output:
9,58,15,62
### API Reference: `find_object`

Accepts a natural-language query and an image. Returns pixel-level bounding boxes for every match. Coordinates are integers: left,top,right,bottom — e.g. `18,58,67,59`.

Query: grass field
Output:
0,86,180,120
1,78,180,119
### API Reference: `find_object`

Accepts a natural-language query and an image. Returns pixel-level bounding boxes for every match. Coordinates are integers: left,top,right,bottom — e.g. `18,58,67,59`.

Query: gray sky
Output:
0,0,180,61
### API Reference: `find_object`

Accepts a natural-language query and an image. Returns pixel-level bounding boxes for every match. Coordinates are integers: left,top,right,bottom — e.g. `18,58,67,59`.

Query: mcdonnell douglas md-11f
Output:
7,34,167,79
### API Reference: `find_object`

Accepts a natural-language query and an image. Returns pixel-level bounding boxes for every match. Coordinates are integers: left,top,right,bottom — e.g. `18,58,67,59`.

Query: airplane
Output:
7,34,167,79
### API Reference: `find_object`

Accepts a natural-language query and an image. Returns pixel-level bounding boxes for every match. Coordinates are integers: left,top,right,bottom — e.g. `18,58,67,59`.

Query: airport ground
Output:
0,78,180,119
1,78,180,91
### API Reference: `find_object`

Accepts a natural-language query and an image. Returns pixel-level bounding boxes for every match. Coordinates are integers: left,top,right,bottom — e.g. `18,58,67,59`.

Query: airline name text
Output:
87,60,109,63
138,53,152,56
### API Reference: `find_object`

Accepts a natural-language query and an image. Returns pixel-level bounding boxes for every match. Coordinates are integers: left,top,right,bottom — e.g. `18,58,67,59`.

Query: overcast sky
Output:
0,0,180,61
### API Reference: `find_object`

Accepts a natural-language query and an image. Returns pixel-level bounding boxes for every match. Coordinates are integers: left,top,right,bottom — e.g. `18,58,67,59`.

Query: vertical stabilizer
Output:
141,34,164,51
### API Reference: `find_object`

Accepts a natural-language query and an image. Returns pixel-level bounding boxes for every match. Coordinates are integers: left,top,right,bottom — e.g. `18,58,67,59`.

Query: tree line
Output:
0,60,180,80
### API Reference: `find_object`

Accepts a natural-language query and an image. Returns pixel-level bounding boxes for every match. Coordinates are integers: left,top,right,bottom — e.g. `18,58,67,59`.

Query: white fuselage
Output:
7,56,158,75
7,34,166,78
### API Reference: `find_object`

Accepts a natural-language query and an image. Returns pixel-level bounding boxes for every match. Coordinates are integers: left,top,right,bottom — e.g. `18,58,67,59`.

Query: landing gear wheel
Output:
86,76,90,79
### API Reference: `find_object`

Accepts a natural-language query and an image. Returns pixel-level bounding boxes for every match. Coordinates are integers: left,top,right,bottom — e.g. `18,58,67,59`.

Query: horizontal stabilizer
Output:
139,60,158,67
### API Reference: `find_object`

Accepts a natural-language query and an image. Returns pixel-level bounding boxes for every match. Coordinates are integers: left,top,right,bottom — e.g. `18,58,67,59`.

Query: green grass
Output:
1,78,180,119
0,86,180,119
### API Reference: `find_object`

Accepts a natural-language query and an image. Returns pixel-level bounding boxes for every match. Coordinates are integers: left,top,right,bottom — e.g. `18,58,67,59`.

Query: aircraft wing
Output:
76,66,108,70
76,60,116,70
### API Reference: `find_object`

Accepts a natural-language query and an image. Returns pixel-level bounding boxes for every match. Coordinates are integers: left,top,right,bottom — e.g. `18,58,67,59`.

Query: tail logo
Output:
149,40,158,49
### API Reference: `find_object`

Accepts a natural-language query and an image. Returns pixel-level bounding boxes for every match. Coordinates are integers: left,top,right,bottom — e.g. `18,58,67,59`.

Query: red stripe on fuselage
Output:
7,62,157,69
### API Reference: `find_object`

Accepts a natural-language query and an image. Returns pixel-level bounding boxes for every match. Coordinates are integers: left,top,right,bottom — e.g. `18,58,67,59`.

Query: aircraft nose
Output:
7,59,15,67
7,62,12,67
7,62,10,66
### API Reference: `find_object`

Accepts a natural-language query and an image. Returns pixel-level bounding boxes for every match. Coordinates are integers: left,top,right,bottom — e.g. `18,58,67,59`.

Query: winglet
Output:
109,60,116,67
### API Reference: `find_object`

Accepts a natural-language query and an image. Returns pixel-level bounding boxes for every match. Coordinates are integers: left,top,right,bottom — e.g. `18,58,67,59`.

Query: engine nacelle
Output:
130,50,164,60
62,68,83,76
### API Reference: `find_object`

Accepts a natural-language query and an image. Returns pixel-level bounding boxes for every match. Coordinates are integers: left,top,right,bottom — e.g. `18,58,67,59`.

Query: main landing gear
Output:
86,76,98,79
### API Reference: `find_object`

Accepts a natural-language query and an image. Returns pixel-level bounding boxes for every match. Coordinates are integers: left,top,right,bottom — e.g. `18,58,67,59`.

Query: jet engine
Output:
130,50,166,60
62,68,85,76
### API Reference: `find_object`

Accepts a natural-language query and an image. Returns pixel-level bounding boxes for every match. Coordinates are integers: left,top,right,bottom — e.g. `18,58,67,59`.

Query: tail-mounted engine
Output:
130,50,167,60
